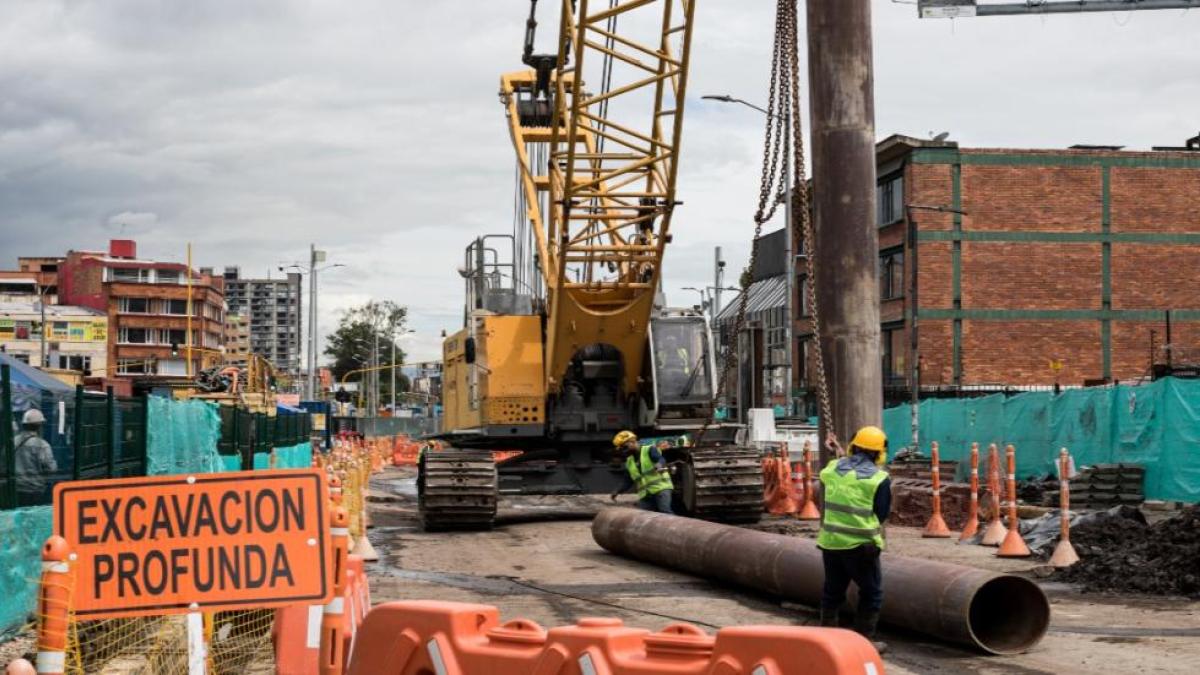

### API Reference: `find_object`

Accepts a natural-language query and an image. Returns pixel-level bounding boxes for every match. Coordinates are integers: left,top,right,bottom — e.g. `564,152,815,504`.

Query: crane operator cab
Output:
642,308,717,429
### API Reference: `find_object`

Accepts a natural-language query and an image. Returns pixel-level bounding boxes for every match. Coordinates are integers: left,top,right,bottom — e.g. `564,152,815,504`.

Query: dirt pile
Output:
1056,505,1200,598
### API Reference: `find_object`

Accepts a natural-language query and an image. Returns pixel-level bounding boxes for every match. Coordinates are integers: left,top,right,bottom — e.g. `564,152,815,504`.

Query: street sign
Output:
54,469,333,619
919,1,978,18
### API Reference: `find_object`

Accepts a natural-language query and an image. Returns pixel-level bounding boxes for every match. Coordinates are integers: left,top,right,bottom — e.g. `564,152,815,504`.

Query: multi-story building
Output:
224,313,251,366
57,240,226,385
0,302,107,373
794,134,1200,408
221,267,302,375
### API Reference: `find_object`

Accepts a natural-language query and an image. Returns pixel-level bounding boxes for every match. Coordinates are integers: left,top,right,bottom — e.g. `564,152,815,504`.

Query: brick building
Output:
796,135,1200,407
57,240,226,384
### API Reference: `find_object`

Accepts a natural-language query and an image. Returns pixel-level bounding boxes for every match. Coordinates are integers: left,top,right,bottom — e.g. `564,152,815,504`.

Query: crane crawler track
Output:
678,446,764,524
418,449,498,531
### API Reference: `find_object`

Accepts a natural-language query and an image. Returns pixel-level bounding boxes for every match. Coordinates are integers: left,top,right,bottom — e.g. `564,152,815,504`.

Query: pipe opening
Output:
967,576,1051,655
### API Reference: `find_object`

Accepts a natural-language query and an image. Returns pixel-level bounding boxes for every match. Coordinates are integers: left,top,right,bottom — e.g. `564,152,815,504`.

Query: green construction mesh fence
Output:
146,397,224,476
0,505,52,638
883,376,1200,503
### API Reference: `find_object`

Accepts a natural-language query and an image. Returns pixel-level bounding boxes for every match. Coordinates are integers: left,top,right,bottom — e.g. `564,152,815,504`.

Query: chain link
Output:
702,0,832,444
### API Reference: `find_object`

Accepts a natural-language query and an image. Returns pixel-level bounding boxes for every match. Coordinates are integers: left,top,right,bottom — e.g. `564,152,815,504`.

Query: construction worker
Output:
816,425,892,650
610,431,674,513
14,408,57,507
658,335,691,376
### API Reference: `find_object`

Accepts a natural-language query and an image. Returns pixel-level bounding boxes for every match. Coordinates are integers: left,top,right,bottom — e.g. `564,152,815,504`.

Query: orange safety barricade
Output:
346,601,882,675
274,555,373,675
762,454,799,515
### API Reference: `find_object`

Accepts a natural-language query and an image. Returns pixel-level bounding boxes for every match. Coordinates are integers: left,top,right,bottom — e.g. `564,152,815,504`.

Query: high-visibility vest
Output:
626,445,674,499
816,458,888,550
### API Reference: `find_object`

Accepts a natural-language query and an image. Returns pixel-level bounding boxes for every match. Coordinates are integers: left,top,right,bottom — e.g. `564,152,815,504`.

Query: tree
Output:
324,301,410,405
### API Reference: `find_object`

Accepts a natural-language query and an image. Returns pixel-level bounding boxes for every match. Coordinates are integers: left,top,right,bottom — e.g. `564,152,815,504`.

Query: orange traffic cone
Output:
1048,448,1079,568
922,441,953,538
980,444,1007,547
958,442,980,542
797,440,821,520
997,444,1031,558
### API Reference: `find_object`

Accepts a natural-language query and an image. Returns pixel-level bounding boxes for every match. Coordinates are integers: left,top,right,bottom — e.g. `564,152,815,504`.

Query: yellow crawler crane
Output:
425,0,762,530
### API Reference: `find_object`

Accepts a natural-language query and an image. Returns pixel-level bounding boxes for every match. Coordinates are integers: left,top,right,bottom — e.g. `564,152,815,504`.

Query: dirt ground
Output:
366,467,1200,675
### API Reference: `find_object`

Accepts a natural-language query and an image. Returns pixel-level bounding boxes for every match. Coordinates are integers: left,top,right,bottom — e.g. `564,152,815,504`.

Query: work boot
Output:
818,607,839,627
854,610,888,655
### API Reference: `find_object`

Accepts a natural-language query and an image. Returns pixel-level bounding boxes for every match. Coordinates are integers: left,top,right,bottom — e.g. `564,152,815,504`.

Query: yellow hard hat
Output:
612,430,638,447
850,425,888,466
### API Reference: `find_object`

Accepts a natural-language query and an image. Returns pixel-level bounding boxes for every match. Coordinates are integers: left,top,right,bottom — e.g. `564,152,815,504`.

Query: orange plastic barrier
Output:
274,555,373,675
346,601,882,675
762,454,799,515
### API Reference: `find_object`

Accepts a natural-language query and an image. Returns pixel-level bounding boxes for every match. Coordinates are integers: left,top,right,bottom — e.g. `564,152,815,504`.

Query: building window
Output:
57,355,92,372
118,297,149,313
111,267,151,283
162,299,188,315
156,270,181,284
881,323,907,385
876,173,904,226
119,327,149,344
117,359,149,375
879,248,904,300
51,322,69,339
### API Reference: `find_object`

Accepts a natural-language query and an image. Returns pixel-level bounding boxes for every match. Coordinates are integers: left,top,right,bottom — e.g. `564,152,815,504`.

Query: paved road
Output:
366,467,1198,674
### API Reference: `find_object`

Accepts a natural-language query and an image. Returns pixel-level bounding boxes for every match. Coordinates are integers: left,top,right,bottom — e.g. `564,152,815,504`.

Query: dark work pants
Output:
636,489,673,514
820,544,883,614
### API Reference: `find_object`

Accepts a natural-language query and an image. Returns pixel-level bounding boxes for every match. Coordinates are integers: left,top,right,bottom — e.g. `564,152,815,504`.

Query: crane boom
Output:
502,0,697,395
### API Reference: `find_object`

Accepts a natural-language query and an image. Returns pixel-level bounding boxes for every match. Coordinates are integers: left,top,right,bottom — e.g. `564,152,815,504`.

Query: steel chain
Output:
701,0,833,446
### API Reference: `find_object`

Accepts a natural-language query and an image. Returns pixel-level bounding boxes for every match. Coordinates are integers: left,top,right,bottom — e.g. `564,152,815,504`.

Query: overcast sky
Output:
1,1,1197,364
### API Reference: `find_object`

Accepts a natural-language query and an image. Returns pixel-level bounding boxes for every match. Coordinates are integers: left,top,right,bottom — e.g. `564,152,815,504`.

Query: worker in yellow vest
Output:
816,425,892,650
610,431,674,513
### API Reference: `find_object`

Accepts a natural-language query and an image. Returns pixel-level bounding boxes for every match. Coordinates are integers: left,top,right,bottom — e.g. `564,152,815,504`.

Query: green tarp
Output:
146,397,224,476
0,506,52,638
883,377,1200,503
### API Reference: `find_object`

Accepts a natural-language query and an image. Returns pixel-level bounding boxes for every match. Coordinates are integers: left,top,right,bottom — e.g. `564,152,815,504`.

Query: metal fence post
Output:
71,386,83,481
139,393,150,475
1,365,14,509
105,386,116,479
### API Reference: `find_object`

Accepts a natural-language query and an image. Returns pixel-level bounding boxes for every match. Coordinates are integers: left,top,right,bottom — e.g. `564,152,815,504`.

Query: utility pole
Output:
905,204,968,453
37,283,47,368
306,245,316,400
713,246,726,319
782,112,795,417
807,0,881,463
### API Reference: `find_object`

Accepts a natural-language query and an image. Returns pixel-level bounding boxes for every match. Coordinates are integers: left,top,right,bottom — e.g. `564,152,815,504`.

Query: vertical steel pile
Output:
592,508,1050,655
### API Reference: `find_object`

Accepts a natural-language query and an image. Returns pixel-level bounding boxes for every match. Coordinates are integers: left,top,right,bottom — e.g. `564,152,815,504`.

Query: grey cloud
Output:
1,1,1197,362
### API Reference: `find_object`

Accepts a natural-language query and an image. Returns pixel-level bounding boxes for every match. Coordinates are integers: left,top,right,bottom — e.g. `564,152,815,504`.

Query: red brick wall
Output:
961,242,1101,310
916,241,953,308
918,319,953,386
1111,243,1200,309
960,164,1102,232
961,320,1101,385
1111,167,1200,233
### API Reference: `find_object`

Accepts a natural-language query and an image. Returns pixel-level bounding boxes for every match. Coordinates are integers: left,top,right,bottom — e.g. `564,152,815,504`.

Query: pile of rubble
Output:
1056,505,1200,598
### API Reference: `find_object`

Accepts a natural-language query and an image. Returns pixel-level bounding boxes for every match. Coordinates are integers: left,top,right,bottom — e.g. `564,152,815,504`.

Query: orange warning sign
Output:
53,469,333,619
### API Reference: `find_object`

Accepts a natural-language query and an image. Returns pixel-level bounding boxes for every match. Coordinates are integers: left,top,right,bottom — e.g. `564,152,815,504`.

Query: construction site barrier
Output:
997,444,1032,558
1049,448,1080,568
980,444,1007,546
344,601,883,675
274,556,372,675
762,448,799,515
922,441,953,538
959,443,981,542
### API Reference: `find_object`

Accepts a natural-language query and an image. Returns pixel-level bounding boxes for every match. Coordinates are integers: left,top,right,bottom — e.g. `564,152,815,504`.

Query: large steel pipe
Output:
592,508,1049,655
